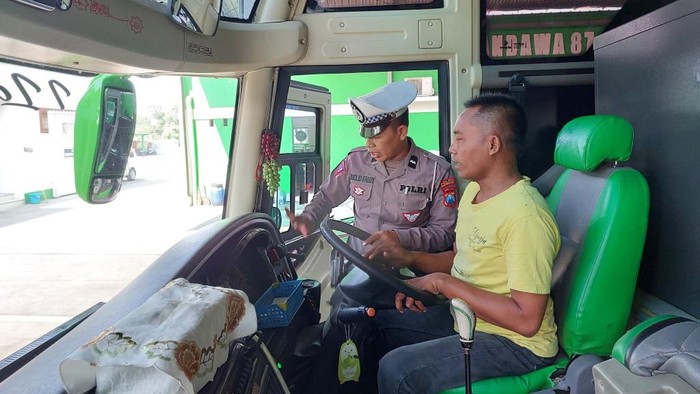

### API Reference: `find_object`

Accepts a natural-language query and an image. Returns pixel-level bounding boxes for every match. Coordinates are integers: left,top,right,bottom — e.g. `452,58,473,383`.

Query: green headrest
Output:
554,115,634,171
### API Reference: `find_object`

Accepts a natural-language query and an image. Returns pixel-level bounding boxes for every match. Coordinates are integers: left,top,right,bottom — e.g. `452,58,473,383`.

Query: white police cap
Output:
348,81,418,138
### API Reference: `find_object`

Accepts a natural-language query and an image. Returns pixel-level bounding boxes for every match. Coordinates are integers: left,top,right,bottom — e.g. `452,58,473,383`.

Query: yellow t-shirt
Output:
451,178,560,358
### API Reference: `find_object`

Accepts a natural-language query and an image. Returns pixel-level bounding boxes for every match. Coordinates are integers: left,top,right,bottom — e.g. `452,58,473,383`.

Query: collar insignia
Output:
408,155,418,169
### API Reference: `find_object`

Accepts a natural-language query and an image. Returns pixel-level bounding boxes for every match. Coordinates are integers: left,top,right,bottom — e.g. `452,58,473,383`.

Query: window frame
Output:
260,61,451,246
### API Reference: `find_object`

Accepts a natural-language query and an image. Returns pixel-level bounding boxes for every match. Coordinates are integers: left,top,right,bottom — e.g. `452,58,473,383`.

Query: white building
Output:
0,63,92,205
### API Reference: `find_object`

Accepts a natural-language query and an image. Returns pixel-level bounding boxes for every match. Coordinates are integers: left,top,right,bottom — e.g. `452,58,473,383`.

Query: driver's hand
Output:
364,230,408,265
395,274,446,312
285,208,313,236
395,291,426,313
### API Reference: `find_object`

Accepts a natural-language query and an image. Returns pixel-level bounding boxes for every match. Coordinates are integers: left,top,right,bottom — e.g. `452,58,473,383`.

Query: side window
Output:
291,70,441,169
268,68,448,243
274,103,324,235
289,70,444,224
294,162,318,216
181,77,238,208
0,66,231,360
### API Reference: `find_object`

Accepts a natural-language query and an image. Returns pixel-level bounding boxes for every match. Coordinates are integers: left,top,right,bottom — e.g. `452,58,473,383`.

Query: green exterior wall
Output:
184,71,440,203
291,71,440,169
181,77,239,201
182,77,238,154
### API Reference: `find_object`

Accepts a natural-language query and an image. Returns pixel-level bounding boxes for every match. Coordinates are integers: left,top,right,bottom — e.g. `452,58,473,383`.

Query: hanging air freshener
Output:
337,338,361,384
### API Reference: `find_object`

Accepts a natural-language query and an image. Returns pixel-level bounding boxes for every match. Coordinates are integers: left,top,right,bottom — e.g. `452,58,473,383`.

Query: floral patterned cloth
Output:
59,278,256,394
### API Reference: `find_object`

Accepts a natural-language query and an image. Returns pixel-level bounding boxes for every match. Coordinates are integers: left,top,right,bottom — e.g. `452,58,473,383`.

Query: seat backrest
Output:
546,115,650,357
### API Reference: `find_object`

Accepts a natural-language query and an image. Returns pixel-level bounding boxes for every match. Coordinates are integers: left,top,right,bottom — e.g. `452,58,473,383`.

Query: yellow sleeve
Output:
502,215,558,294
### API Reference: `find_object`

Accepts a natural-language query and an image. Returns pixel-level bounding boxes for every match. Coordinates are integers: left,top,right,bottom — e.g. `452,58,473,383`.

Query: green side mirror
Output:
74,75,136,204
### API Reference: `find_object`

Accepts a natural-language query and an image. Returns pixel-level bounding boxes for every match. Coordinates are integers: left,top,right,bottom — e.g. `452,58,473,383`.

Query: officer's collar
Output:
405,138,420,171
369,138,419,171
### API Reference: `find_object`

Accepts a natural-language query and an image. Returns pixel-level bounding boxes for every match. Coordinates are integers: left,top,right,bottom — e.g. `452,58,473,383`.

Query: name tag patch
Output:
349,174,375,183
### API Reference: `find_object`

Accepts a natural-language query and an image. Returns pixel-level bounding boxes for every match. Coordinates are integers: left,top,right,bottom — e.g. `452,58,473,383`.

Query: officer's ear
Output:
397,123,409,141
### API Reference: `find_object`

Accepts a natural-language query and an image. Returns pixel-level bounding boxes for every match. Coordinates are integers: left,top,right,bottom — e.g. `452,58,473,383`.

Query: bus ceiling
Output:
1,0,305,76
1,0,678,77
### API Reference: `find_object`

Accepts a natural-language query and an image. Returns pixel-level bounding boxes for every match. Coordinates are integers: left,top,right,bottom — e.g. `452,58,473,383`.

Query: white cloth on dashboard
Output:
59,278,257,394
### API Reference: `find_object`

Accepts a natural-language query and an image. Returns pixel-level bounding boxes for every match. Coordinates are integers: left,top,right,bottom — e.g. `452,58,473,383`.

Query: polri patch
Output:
399,185,427,194
353,186,365,196
441,177,457,208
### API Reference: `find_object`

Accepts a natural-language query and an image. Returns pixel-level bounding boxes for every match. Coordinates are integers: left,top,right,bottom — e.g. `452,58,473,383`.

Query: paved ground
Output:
0,153,222,360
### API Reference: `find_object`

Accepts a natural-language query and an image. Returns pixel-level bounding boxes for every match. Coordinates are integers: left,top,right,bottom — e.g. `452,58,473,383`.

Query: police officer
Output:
287,81,457,258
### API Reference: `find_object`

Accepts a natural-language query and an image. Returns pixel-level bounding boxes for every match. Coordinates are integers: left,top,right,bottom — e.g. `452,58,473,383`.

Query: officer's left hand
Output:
364,230,405,264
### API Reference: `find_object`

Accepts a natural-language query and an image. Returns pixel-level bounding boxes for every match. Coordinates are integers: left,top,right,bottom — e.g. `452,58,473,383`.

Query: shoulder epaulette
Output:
349,146,367,155
420,148,451,169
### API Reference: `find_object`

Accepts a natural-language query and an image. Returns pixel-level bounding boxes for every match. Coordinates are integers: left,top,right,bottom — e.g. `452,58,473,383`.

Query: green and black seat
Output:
442,115,650,394
592,314,700,393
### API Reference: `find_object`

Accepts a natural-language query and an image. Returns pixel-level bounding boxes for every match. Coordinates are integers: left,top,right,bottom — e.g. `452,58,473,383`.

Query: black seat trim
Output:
625,316,691,365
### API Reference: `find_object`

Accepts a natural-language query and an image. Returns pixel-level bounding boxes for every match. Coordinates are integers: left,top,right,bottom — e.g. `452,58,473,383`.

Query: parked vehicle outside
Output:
124,150,137,181
124,160,137,181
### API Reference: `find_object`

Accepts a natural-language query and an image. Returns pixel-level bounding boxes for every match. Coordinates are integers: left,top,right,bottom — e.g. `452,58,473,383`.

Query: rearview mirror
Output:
74,75,136,204
168,0,222,36
10,0,71,11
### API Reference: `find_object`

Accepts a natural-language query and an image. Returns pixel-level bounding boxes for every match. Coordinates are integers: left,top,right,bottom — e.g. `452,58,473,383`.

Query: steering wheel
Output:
320,218,446,306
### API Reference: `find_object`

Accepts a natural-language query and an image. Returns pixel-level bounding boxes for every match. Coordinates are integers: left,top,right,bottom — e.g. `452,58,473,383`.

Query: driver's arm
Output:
401,211,558,337
406,273,549,337
369,243,456,273
401,249,454,273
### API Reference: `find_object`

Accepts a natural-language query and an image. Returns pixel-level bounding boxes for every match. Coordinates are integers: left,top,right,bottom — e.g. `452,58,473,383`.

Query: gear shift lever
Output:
451,298,476,394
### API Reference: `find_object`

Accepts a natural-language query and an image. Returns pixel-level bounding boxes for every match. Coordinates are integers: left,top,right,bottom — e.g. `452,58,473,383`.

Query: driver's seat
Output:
442,115,650,394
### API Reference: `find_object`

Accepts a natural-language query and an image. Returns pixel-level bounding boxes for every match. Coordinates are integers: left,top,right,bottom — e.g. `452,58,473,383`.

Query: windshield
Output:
0,64,232,360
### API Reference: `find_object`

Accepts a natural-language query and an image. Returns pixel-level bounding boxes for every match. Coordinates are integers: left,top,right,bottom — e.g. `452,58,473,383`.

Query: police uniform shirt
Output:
300,138,457,253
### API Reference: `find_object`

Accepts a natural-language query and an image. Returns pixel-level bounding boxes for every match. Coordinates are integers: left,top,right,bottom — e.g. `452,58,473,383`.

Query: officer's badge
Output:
349,101,366,123
402,211,421,223
353,186,365,196
408,155,418,169
441,177,457,208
